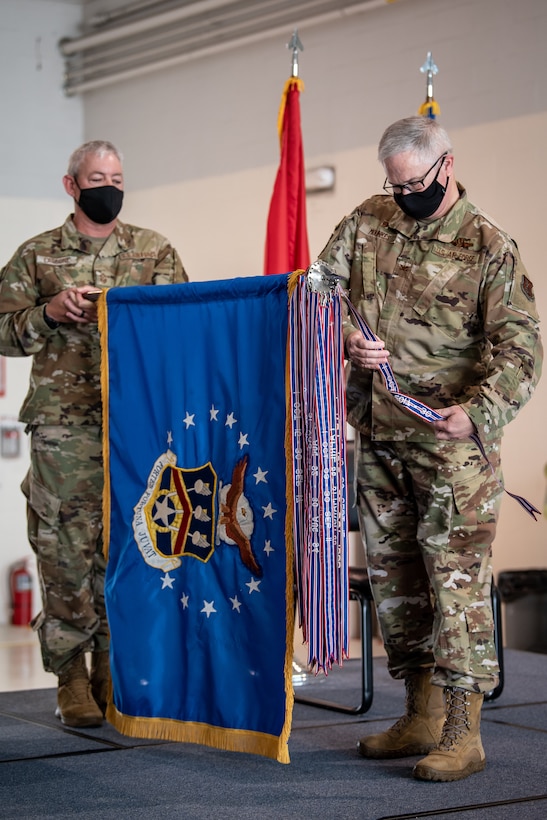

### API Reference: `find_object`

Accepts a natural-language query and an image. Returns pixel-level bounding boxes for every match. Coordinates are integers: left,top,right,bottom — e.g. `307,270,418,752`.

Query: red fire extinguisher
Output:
10,559,33,626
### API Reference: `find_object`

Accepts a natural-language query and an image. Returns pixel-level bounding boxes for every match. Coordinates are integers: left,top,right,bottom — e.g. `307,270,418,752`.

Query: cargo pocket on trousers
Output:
21,469,62,565
463,604,495,671
464,602,494,638
451,466,501,529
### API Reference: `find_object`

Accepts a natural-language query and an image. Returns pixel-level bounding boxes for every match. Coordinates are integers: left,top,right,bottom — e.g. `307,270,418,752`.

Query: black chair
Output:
294,565,375,714
295,440,504,714
486,582,504,701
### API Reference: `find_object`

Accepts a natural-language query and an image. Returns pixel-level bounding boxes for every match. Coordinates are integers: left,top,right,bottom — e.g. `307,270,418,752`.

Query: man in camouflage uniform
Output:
0,140,188,727
318,116,542,781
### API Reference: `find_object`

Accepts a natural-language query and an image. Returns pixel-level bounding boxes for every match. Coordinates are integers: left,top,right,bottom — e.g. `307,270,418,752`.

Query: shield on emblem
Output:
144,463,217,563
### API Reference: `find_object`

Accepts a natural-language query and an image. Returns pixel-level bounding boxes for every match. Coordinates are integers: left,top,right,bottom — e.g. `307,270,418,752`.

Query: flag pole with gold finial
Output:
418,51,440,119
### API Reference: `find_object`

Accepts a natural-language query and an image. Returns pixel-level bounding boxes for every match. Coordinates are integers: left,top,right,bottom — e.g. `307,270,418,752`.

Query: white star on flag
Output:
262,502,277,519
161,573,175,589
253,467,268,484
201,600,217,618
225,412,237,428
246,578,261,594
229,595,242,612
180,593,189,608
183,412,195,428
238,432,249,449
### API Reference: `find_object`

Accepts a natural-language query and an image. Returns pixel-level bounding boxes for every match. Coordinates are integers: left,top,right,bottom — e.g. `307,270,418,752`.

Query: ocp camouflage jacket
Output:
0,215,188,425
318,186,542,442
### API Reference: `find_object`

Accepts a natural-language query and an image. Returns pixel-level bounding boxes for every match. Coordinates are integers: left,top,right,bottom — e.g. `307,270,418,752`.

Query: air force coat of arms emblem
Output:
133,449,262,576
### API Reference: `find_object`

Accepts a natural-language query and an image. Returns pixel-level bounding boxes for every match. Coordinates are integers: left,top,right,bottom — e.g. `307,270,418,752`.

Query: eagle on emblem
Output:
219,454,262,576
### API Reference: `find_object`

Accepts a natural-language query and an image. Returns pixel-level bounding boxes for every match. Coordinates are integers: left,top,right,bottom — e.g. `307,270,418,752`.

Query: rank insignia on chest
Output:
451,237,473,250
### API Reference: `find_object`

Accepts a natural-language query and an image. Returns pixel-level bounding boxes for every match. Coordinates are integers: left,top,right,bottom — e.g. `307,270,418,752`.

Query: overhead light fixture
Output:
305,165,336,193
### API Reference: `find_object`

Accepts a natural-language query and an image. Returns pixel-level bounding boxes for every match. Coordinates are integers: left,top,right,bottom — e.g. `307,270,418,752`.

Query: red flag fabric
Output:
264,78,310,275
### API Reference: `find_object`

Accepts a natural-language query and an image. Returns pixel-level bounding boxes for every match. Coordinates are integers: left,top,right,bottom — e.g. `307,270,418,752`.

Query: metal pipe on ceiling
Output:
61,0,267,55
73,0,326,71
61,0,404,95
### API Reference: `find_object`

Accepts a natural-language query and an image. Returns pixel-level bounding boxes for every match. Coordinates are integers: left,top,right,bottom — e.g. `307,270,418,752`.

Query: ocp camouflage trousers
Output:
21,425,107,675
355,432,503,693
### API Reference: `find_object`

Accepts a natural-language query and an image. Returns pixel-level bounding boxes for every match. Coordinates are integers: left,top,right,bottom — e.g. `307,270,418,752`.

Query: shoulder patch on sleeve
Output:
520,274,535,302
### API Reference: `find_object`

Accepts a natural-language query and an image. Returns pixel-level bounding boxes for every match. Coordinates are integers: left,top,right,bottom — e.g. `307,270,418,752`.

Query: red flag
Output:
264,78,310,275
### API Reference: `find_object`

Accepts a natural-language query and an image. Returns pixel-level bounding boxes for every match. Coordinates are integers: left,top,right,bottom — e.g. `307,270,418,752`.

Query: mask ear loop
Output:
439,154,449,193
70,176,82,206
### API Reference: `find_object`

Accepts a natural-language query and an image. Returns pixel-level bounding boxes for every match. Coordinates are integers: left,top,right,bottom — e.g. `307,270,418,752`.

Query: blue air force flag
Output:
99,274,294,763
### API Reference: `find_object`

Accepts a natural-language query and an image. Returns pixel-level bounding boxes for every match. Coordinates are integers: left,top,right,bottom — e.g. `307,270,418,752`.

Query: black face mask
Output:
394,175,448,220
76,184,124,224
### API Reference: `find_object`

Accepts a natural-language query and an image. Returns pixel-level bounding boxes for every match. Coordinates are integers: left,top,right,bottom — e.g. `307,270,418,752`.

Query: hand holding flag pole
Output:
418,51,440,119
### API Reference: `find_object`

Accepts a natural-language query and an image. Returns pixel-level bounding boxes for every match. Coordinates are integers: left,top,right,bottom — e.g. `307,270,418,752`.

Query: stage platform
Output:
1,649,546,819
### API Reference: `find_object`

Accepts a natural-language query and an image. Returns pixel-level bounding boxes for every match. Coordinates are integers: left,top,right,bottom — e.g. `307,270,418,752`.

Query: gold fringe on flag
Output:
106,703,291,763
97,289,112,560
276,77,305,146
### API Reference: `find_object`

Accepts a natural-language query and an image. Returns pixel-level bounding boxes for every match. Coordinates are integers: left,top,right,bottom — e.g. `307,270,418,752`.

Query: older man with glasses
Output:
318,115,542,781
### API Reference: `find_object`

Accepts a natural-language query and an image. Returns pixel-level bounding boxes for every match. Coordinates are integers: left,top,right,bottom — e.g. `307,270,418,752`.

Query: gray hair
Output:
378,116,452,166
67,140,123,177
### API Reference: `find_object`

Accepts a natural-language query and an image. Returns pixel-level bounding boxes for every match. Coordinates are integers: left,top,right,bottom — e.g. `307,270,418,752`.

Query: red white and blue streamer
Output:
289,275,349,673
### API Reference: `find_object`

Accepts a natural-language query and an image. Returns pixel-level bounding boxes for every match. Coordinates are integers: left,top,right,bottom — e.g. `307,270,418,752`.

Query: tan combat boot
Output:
55,653,103,728
90,650,111,716
413,687,485,781
358,671,445,758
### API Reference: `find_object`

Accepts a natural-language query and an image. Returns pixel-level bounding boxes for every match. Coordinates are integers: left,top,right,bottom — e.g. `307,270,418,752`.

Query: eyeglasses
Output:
383,152,448,195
